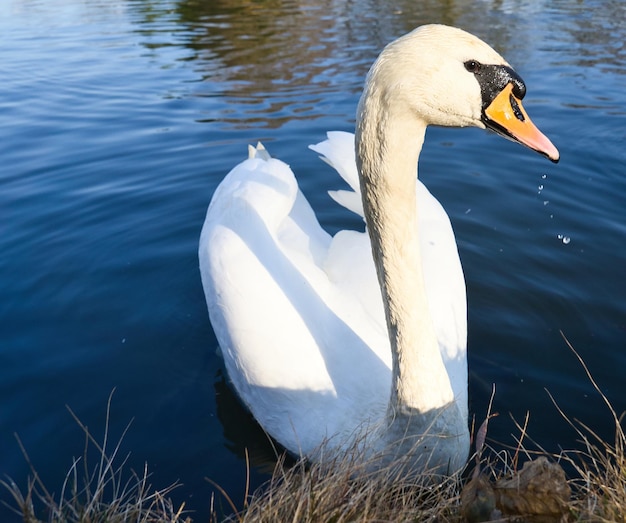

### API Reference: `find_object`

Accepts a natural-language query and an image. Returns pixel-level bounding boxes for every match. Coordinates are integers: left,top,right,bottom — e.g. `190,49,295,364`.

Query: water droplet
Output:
562,236,571,244
541,174,547,179
465,208,471,214
543,200,550,205
538,184,544,191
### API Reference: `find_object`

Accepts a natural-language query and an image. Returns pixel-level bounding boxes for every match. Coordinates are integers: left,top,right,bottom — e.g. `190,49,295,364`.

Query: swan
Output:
199,24,559,474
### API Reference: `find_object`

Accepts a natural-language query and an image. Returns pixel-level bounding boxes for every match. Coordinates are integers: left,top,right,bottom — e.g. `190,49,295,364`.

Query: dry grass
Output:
4,341,626,522
223,447,464,523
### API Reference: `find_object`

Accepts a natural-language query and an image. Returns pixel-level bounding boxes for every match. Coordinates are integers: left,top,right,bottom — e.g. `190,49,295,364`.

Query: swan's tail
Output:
248,142,272,161
309,131,365,219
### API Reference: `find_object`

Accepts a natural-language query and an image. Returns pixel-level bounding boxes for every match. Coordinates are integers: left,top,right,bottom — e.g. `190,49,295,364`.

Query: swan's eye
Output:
464,60,482,73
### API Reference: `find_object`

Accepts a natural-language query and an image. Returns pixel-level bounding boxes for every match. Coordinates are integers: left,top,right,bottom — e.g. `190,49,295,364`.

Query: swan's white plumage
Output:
200,128,466,456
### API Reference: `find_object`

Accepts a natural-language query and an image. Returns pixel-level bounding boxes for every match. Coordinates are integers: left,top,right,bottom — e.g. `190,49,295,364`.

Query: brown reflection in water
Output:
139,1,626,129
128,0,626,139
172,0,527,82
159,0,535,129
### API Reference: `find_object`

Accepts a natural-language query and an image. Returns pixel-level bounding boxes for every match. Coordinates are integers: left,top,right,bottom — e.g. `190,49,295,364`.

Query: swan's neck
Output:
356,91,455,418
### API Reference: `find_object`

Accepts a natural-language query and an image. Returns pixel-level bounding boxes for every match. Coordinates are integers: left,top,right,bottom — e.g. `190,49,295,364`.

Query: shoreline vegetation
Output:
4,347,625,522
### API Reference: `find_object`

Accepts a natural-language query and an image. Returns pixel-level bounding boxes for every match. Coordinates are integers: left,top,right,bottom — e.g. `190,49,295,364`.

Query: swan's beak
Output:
483,83,560,163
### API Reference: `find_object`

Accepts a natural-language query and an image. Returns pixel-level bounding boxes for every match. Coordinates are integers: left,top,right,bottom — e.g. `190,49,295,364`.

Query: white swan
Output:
199,24,559,474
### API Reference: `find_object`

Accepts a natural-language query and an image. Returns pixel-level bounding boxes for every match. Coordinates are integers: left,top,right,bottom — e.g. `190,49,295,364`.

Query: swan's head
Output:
359,24,559,162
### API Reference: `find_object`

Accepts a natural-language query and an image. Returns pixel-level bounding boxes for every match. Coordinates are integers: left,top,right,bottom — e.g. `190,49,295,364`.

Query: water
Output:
1,0,625,519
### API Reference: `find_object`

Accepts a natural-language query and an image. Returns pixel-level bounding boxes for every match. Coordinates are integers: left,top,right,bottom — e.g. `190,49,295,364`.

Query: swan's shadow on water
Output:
214,369,294,472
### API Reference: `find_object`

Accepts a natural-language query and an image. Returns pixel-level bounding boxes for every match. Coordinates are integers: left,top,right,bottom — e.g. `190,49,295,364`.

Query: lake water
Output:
1,0,625,520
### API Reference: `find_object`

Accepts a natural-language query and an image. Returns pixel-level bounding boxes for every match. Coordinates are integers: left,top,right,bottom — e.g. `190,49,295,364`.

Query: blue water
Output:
1,0,625,520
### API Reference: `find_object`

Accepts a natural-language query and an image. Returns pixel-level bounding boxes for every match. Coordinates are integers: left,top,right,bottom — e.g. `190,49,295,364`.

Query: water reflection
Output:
123,0,624,131
130,0,548,129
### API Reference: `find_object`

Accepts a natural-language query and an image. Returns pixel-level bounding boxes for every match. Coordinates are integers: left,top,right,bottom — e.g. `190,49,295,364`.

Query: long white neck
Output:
355,83,455,419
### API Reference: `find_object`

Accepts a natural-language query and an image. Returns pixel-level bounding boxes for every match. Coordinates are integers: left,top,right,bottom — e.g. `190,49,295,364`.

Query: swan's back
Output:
199,133,466,456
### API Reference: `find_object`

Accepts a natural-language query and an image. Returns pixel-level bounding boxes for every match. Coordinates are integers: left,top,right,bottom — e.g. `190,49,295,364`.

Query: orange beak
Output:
483,84,559,163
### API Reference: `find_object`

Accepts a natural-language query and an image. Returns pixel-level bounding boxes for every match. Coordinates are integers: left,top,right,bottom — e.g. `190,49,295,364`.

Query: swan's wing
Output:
199,145,389,456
